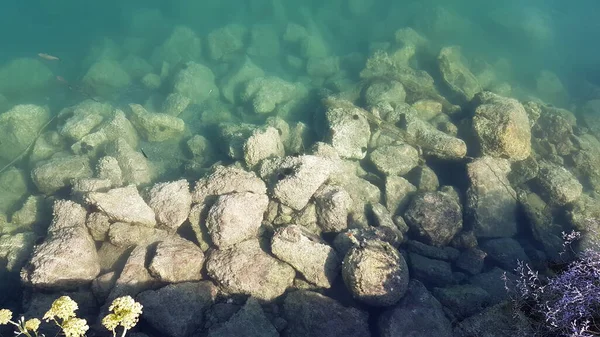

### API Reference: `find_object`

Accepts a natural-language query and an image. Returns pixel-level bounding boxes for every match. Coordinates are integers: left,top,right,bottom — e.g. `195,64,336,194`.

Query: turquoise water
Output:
1,0,600,336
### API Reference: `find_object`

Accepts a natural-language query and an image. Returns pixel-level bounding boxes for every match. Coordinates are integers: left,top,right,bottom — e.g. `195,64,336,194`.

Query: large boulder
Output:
172,62,219,105
85,185,156,227
438,46,481,102
0,104,51,164
21,200,100,289
472,92,531,161
31,156,93,195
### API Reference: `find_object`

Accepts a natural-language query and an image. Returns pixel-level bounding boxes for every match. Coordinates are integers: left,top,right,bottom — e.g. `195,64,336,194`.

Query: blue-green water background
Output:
1,0,599,92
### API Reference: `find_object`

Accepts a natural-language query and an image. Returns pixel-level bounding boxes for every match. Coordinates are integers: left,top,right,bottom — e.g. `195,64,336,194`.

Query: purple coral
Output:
504,232,600,337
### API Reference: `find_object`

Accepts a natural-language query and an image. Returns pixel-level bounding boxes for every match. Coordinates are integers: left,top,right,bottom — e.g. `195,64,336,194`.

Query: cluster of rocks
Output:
1,3,600,337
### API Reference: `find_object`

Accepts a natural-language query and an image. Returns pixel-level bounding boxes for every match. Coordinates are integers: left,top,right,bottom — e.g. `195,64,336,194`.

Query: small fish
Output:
140,148,149,159
38,53,60,61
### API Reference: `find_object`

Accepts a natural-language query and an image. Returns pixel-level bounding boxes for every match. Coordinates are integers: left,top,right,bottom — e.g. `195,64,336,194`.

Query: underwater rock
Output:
207,191,269,248
148,179,191,231
282,290,370,337
454,248,487,275
519,190,565,261
480,237,530,271
268,155,333,210
404,187,463,246
0,58,53,98
86,212,111,242
172,61,219,105
385,176,417,215
405,112,467,160
82,59,131,98
162,93,191,117
141,73,161,90
571,133,600,191
11,195,48,231
243,126,285,168
148,237,204,283
0,167,28,214
378,280,453,337
314,185,352,233
536,160,582,205
369,144,420,176
207,24,247,61
247,23,282,62
59,109,105,142
471,91,531,161
241,76,301,115
22,200,100,289
206,239,295,301
220,57,265,104
432,285,491,321
0,232,36,272
96,156,124,187
129,103,185,142
0,104,51,164
207,297,279,337
101,108,140,149
364,80,406,108
31,155,93,195
187,203,211,252
121,54,154,80
85,185,156,227
342,240,409,306
466,157,517,238
107,222,167,248
271,225,341,288
438,46,482,102
536,70,569,107
333,227,402,257
150,25,202,67
306,56,340,79
192,165,266,204
453,301,534,337
137,281,218,337
106,138,154,186
408,253,454,287
323,98,371,160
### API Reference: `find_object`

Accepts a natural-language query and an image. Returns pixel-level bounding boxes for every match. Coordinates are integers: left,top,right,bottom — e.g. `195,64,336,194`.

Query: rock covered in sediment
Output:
536,160,582,205
0,232,36,272
271,225,341,288
128,104,185,142
148,179,191,231
207,192,269,248
241,76,302,115
267,155,333,210
314,185,352,233
323,97,371,160
472,91,531,161
106,245,162,302
0,168,28,214
342,240,409,306
207,297,279,337
21,200,100,289
96,156,123,187
282,290,371,337
85,185,156,227
466,157,518,238
148,237,204,283
172,62,219,105
385,176,417,215
137,281,218,337
107,222,167,248
334,227,403,257
438,46,481,102
86,212,111,241
378,280,453,337
364,80,406,108
243,126,285,167
192,165,267,204
405,112,467,160
151,25,202,67
31,155,93,194
105,138,154,186
0,58,53,97
207,24,247,61
206,239,295,301
162,93,191,117
369,144,420,176
82,59,131,98
404,187,462,246
220,57,265,104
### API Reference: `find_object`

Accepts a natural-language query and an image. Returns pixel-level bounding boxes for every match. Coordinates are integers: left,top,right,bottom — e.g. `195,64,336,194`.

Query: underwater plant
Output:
0,295,142,337
504,231,600,337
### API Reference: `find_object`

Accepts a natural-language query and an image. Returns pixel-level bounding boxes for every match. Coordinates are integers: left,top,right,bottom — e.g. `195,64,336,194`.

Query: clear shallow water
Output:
0,0,599,334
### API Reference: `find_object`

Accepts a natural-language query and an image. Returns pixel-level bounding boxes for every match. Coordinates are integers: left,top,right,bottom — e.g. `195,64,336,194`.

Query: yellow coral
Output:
0,309,12,325
102,296,143,335
61,317,88,337
43,296,78,321
24,318,41,332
